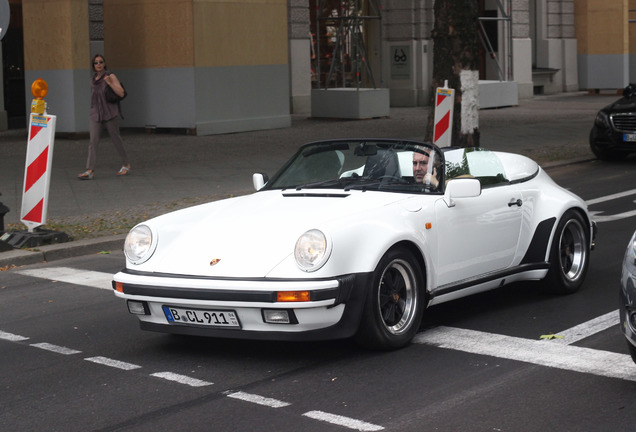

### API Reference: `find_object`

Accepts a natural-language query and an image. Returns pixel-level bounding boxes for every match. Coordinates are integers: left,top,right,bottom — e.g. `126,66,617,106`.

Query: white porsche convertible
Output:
113,139,596,350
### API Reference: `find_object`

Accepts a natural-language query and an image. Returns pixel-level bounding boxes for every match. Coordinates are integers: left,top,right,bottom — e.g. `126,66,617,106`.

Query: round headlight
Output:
124,224,156,264
295,229,330,272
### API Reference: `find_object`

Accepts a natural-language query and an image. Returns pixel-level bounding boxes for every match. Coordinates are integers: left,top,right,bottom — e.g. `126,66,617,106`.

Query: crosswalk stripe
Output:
15,267,113,290
303,410,384,431
548,310,620,344
85,356,142,370
31,342,81,355
414,325,636,382
151,372,213,387
226,391,291,408
0,330,29,342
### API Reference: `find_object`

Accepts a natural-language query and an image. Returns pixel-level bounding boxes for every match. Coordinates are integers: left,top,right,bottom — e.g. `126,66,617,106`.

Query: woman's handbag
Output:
105,82,127,103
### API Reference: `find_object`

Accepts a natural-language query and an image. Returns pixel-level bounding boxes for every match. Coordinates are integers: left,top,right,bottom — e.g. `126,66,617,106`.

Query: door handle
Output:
508,198,523,207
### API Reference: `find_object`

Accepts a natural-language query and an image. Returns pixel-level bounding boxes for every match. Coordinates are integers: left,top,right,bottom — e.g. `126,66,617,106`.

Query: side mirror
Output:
252,173,269,191
623,84,636,98
443,178,481,208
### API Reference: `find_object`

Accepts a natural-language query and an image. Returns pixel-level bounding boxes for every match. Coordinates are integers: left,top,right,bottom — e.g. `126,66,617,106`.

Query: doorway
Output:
2,1,25,129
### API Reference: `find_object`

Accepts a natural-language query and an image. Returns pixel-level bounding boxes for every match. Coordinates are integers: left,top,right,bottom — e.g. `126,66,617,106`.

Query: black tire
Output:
544,210,590,294
355,247,425,350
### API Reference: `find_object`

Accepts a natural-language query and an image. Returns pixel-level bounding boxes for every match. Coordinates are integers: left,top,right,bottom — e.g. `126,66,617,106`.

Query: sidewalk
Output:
0,91,618,268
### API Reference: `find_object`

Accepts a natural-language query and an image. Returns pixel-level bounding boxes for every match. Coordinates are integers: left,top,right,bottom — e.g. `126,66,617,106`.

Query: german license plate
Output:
162,306,240,328
623,134,636,142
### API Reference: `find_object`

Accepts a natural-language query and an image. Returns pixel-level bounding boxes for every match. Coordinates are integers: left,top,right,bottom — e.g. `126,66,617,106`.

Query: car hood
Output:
603,96,636,114
133,190,418,277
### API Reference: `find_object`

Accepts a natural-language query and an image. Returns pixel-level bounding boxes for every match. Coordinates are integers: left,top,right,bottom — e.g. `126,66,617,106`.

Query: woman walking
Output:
78,54,130,180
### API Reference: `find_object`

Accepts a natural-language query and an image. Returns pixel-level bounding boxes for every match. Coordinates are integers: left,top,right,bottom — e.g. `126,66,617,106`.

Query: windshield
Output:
264,139,443,193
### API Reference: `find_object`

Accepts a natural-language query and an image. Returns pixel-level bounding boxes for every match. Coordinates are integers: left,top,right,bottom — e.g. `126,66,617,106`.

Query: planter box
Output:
479,80,519,109
311,88,390,119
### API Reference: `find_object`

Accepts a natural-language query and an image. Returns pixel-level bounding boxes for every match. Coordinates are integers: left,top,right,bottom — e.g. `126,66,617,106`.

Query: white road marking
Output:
303,410,384,431
588,209,636,223
15,267,113,290
585,189,636,205
85,356,142,371
150,372,213,387
586,189,636,222
414,326,636,382
31,342,81,355
226,391,291,408
546,310,620,344
0,330,29,342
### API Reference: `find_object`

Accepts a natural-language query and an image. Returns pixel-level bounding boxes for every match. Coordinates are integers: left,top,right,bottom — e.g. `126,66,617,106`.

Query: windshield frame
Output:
261,139,445,194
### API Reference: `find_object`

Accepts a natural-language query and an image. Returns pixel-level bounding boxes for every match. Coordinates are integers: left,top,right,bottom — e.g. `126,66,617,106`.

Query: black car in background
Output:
590,84,636,160
620,230,636,364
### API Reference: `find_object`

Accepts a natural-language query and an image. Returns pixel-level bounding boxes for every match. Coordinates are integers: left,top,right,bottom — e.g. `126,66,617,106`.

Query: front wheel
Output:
544,210,590,294
355,247,425,350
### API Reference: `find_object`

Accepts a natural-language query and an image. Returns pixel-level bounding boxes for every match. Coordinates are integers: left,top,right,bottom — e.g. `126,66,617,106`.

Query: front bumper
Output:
590,124,636,153
112,269,372,341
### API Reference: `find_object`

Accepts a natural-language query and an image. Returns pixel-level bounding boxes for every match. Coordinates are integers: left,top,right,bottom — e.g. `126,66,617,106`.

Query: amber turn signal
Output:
115,281,124,293
276,291,310,302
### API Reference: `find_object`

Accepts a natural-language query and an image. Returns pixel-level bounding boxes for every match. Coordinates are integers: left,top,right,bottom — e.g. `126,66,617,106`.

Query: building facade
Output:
576,0,636,90
2,0,291,134
0,1,629,135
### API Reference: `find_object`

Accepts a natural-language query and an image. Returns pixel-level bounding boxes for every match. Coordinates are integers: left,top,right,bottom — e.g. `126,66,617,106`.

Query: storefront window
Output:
309,0,381,90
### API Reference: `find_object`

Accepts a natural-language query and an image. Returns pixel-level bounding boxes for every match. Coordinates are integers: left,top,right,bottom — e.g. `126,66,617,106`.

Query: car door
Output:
432,149,524,287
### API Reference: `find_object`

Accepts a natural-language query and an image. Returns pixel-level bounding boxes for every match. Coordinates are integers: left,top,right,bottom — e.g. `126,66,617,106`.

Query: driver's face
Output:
413,152,431,183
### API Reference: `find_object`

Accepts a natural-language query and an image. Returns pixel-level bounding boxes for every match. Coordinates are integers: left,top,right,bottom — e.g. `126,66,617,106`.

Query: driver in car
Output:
413,151,440,189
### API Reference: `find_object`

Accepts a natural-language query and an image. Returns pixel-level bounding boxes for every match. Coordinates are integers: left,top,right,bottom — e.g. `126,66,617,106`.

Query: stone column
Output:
288,0,311,114
512,0,534,98
22,0,91,134
575,0,625,90
383,0,434,107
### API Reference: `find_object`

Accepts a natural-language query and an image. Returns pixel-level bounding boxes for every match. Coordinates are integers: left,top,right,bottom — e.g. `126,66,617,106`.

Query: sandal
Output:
78,170,94,180
117,166,130,176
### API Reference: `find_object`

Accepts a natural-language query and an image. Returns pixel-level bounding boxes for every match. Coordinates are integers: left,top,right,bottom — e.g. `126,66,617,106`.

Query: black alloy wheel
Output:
545,210,590,294
355,247,425,350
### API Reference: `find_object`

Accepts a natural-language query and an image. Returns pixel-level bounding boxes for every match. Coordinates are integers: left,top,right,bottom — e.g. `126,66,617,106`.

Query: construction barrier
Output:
433,81,455,148
20,112,56,231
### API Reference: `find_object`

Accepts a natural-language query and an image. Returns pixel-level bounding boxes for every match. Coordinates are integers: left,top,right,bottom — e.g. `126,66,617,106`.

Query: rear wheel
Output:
355,247,424,350
544,210,590,294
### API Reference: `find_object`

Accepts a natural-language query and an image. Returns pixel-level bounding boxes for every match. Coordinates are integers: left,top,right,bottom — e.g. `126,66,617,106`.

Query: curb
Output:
0,234,126,269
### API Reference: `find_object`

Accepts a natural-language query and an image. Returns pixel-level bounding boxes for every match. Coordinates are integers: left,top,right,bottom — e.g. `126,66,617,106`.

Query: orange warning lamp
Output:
30,78,48,114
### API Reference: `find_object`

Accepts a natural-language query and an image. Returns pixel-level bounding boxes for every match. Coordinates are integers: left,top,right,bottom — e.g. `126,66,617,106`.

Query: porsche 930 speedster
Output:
113,139,596,349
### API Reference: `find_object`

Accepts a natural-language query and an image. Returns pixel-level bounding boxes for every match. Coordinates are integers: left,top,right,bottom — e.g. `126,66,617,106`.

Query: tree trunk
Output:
427,0,481,148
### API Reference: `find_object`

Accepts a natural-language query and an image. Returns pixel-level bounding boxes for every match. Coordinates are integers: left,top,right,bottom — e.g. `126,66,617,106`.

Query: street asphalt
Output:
0,91,622,269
